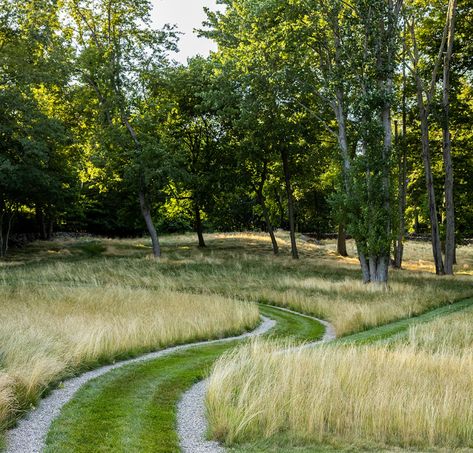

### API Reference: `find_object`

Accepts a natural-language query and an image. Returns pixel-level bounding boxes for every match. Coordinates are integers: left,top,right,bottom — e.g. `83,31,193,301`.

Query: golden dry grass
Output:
4,233,473,337
207,340,473,450
2,232,473,443
0,284,258,429
405,306,473,353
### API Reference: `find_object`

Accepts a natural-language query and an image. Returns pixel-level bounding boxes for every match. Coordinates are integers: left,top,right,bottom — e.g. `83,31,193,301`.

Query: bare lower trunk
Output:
394,136,407,269
395,50,408,270
0,210,14,258
359,250,389,284
281,148,298,259
337,223,348,257
359,251,371,283
442,0,457,275
257,194,279,255
410,18,446,275
47,218,54,240
413,80,444,274
139,191,161,258
419,109,444,275
194,202,206,248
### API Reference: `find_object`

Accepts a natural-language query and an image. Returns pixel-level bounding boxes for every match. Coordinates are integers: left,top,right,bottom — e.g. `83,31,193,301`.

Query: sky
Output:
151,0,223,64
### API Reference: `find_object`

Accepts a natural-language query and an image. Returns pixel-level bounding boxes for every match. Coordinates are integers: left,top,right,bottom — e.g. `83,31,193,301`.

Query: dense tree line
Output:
0,0,472,282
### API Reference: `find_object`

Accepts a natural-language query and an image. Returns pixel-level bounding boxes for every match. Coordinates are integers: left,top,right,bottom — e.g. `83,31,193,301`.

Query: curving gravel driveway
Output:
177,305,336,453
5,317,276,453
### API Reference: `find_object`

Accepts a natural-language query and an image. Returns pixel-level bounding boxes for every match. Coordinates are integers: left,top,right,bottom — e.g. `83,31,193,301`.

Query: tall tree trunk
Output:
139,190,161,258
411,21,445,275
417,106,445,275
337,223,348,257
442,0,457,275
194,201,206,248
122,116,162,259
395,31,408,269
280,147,298,259
257,192,279,255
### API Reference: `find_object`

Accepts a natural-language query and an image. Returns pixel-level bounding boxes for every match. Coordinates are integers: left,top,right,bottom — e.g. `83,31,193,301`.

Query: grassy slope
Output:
45,305,325,452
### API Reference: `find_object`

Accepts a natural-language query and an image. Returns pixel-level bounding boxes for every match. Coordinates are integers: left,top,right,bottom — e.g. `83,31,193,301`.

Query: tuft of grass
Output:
403,306,473,354
72,241,107,257
207,339,473,450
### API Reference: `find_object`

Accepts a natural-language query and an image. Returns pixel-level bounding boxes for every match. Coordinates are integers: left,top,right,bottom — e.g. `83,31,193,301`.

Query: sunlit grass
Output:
207,338,473,450
1,231,472,442
0,283,258,430
403,306,473,354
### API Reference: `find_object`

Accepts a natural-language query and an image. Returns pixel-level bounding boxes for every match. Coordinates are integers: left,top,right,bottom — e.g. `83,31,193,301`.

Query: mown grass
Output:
45,300,324,452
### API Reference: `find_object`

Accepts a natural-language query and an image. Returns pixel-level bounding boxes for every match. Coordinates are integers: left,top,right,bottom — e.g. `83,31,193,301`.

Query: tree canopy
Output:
1,0,472,282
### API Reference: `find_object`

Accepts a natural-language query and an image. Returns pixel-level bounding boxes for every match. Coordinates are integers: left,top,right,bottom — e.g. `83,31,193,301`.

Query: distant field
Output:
3,232,473,337
1,232,472,447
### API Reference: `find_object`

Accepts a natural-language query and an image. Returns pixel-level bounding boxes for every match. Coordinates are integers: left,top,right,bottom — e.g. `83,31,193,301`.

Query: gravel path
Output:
177,305,336,453
5,317,275,453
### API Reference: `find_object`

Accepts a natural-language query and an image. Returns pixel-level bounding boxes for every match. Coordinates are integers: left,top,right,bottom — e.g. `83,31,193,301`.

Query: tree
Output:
67,0,176,257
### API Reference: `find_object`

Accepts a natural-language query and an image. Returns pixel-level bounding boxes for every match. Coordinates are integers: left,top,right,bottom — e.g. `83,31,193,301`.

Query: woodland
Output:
0,0,472,280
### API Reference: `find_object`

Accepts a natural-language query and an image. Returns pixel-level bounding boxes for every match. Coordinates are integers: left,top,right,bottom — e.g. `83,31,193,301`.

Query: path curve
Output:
177,305,336,453
5,316,276,453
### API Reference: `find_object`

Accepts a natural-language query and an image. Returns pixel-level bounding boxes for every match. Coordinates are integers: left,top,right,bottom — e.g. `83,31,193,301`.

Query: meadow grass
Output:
207,337,473,451
207,299,473,451
0,284,258,431
2,232,473,337
404,305,473,353
1,231,473,447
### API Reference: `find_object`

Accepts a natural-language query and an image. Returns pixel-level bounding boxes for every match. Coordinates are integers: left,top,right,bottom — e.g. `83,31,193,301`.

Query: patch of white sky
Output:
151,0,224,65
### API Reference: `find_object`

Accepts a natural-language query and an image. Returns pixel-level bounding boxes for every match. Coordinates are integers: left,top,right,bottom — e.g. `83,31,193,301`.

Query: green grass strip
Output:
337,297,473,345
45,307,324,452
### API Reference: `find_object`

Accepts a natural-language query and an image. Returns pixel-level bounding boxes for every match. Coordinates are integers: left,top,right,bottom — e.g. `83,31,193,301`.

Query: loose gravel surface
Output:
5,317,275,453
177,306,336,453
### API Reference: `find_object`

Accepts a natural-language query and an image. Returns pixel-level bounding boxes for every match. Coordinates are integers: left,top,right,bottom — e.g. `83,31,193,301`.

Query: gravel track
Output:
177,305,336,453
5,316,275,453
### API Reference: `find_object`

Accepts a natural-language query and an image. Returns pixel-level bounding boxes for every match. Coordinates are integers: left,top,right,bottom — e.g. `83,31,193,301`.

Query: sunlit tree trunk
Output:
442,0,457,275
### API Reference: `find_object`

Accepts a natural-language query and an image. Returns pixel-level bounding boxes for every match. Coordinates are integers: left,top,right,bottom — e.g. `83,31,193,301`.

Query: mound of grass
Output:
0,285,258,431
206,299,473,452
